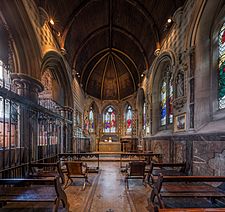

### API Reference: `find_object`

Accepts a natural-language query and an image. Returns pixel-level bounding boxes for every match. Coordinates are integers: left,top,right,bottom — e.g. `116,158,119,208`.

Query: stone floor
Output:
2,161,151,212
67,161,151,212
2,161,225,211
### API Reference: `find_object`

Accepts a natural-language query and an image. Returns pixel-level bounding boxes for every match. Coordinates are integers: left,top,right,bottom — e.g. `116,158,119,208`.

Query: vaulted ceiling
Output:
35,0,186,100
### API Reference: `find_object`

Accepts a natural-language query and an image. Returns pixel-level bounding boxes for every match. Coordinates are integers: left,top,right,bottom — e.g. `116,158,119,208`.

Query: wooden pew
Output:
58,153,100,173
149,174,225,210
28,162,65,184
158,208,225,212
120,153,162,169
148,162,188,184
0,177,69,212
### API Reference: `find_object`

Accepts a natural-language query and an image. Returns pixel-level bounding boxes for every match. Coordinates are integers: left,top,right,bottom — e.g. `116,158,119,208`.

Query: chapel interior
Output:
0,0,225,211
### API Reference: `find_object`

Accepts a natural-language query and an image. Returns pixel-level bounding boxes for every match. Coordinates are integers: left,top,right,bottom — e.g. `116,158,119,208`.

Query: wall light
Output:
167,18,172,24
163,17,174,31
49,18,54,25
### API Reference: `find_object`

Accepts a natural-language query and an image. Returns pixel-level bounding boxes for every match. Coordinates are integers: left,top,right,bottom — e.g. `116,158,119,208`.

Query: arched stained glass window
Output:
143,102,146,130
160,66,173,126
160,80,167,126
125,105,132,134
89,107,94,133
103,106,116,133
169,76,173,123
218,22,225,109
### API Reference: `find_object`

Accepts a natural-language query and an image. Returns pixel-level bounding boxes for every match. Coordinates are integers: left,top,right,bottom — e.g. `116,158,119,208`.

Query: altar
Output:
98,142,121,152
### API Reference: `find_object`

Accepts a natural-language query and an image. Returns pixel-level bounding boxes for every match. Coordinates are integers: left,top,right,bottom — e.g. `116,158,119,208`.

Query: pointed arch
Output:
1,0,42,78
150,50,176,134
41,51,73,108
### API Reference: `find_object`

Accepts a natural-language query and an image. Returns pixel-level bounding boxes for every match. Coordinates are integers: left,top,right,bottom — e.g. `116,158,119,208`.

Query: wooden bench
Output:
28,162,65,184
120,153,162,169
148,162,188,184
158,208,225,212
149,174,225,211
0,177,69,212
59,153,100,173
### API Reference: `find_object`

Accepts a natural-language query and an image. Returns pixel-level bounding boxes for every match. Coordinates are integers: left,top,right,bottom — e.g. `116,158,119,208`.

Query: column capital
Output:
11,73,44,102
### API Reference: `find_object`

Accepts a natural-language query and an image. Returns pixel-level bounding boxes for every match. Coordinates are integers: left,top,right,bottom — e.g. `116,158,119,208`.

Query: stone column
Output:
61,106,73,153
11,73,43,163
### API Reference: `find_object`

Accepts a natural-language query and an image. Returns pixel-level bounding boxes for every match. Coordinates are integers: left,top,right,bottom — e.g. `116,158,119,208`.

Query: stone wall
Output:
144,133,225,176
193,140,225,176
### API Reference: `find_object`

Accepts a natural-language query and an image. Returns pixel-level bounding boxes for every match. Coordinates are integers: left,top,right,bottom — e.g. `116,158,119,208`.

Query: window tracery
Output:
103,106,116,133
160,66,173,126
218,22,225,109
125,105,132,134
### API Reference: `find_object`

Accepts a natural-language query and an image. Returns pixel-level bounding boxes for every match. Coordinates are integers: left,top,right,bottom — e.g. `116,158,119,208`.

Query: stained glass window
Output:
89,107,94,133
83,111,89,131
126,105,132,134
103,106,116,133
160,66,173,126
160,80,167,126
0,60,11,89
143,102,146,130
218,22,225,109
169,76,173,123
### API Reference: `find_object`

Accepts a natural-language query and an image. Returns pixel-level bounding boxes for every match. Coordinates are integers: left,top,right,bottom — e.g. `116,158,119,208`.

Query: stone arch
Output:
210,3,225,117
1,0,41,78
89,100,100,115
41,51,73,108
190,0,225,130
149,50,176,134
